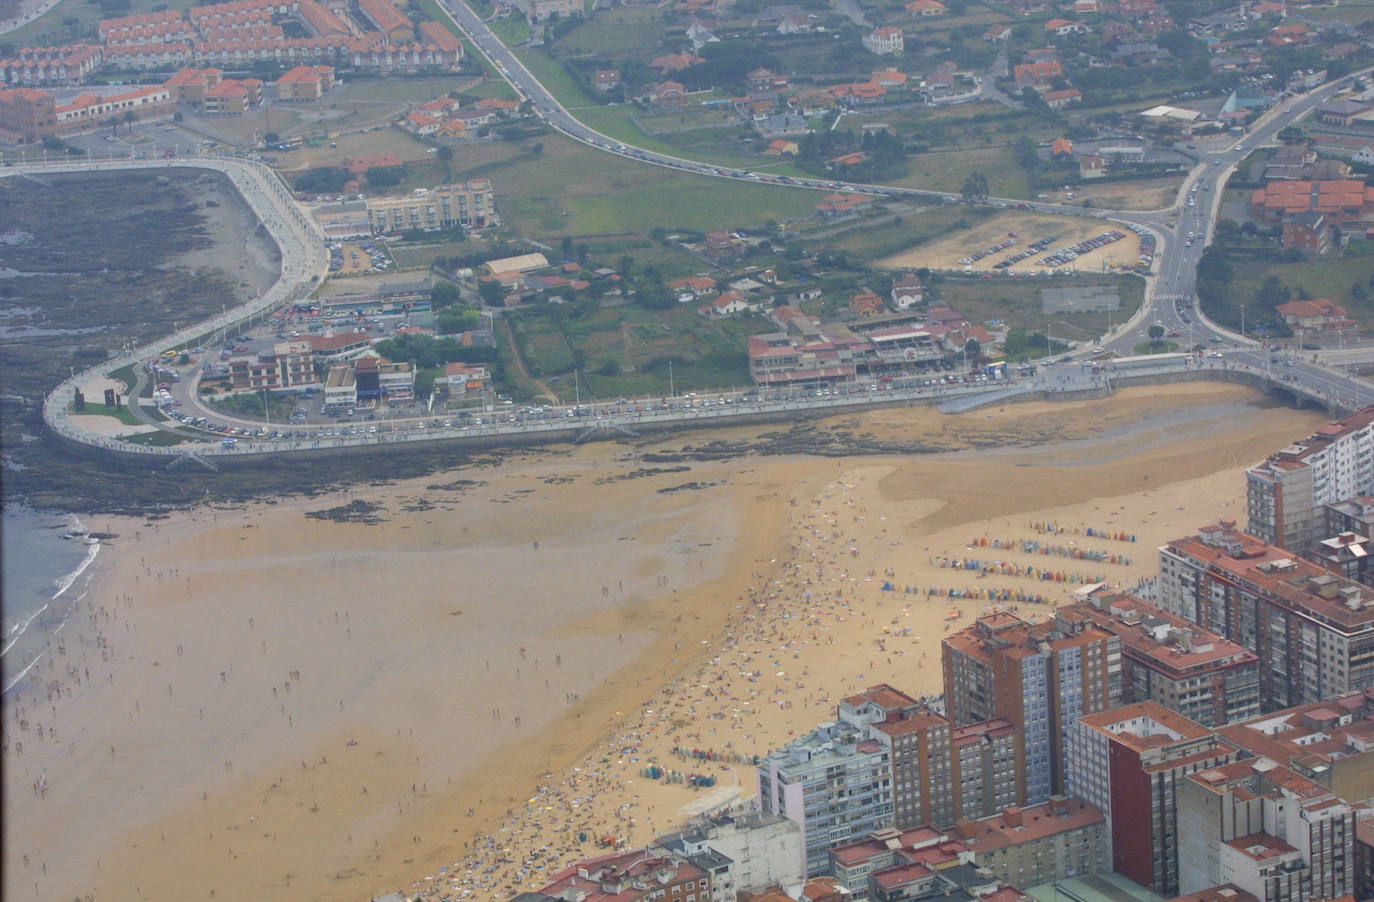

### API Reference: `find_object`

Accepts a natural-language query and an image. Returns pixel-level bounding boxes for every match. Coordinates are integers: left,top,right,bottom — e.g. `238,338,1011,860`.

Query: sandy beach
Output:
2,383,1329,902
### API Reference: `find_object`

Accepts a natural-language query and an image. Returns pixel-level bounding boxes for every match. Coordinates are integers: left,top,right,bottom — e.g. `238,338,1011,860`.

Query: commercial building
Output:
1068,589,1261,727
365,180,496,233
227,340,318,391
951,796,1108,888
1177,758,1355,902
1246,407,1374,552
943,610,1122,803
1158,522,1374,711
1066,702,1240,896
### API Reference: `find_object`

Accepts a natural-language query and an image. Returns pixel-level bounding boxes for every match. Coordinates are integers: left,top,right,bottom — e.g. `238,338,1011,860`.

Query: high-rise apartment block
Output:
1066,702,1240,896
1067,590,1261,727
1158,522,1374,711
943,610,1122,802
757,716,895,876
1246,407,1374,552
1177,757,1356,902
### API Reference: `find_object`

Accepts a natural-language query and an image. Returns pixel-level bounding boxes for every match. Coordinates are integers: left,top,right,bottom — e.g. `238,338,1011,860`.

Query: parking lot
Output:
329,240,393,275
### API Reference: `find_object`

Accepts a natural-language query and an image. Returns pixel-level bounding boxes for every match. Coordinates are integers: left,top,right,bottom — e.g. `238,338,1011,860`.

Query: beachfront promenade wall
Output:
4,154,332,457
38,360,1325,472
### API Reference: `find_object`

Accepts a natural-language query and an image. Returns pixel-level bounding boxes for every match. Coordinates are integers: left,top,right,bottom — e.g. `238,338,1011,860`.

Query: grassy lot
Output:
1229,252,1374,335
558,20,664,54
120,430,196,446
824,205,999,259
897,146,1029,197
335,78,480,104
506,302,771,400
935,274,1145,341
70,402,144,426
274,127,436,170
447,132,818,237
487,12,532,45
513,48,599,106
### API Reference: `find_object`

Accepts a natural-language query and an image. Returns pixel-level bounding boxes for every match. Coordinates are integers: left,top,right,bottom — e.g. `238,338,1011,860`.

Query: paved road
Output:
13,34,1374,459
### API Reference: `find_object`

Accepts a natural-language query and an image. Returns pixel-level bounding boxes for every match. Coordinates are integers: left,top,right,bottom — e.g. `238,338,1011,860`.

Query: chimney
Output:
1048,795,1070,816
1342,585,1363,610
954,818,977,839
1003,806,1023,828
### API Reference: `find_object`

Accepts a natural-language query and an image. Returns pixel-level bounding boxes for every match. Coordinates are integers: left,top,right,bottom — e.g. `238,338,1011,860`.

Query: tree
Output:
1256,275,1291,308
436,145,454,180
264,131,280,143
961,172,989,204
477,279,506,305
1148,324,1165,343
964,338,981,359
430,279,462,309
365,165,406,188
122,110,138,133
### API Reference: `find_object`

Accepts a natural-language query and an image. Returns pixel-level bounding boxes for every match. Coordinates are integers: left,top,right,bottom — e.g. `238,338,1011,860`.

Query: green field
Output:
936,274,1145,342
506,302,770,400
447,131,818,237
557,20,663,54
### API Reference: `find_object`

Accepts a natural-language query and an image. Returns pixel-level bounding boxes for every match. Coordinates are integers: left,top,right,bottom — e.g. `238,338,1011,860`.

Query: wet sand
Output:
1,383,1329,902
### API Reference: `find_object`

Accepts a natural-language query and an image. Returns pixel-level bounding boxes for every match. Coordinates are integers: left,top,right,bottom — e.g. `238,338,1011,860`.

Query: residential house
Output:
650,80,687,107
276,63,334,101
1275,298,1356,332
863,26,904,56
650,52,702,75
905,0,945,14
1013,60,1062,89
1051,136,1074,159
890,276,924,310
1045,17,1088,36
765,138,799,155
705,292,755,317
850,293,885,317
984,25,1011,42
1080,154,1105,179
593,68,620,92
441,361,489,397
1042,88,1081,110
1282,211,1331,258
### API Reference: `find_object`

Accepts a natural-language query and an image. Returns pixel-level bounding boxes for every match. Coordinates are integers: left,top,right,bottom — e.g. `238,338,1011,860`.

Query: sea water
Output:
2,505,102,695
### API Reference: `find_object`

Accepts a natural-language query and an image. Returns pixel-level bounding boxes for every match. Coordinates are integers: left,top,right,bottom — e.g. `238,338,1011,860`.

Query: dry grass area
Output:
1070,176,1186,211
878,210,1140,273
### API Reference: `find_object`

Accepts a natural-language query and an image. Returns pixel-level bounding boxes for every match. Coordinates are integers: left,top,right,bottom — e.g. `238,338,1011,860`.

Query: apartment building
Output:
951,796,1108,888
365,180,496,233
943,610,1122,803
829,827,970,901
1218,690,1374,804
1247,407,1374,552
538,849,709,902
0,87,58,140
276,64,334,100
1158,522,1374,711
1066,702,1240,896
355,0,413,42
1306,531,1374,583
1177,758,1356,902
654,810,804,902
757,717,894,876
1068,590,1261,727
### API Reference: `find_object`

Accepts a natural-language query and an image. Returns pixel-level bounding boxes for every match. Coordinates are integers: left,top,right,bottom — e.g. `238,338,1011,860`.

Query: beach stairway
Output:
168,451,219,472
938,383,1034,415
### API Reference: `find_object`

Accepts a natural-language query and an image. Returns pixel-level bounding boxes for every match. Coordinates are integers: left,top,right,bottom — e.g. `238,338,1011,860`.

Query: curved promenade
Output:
3,154,330,459
7,153,1361,468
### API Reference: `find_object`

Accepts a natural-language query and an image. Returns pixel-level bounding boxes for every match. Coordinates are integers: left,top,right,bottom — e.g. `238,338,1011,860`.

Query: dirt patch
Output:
878,210,1140,274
